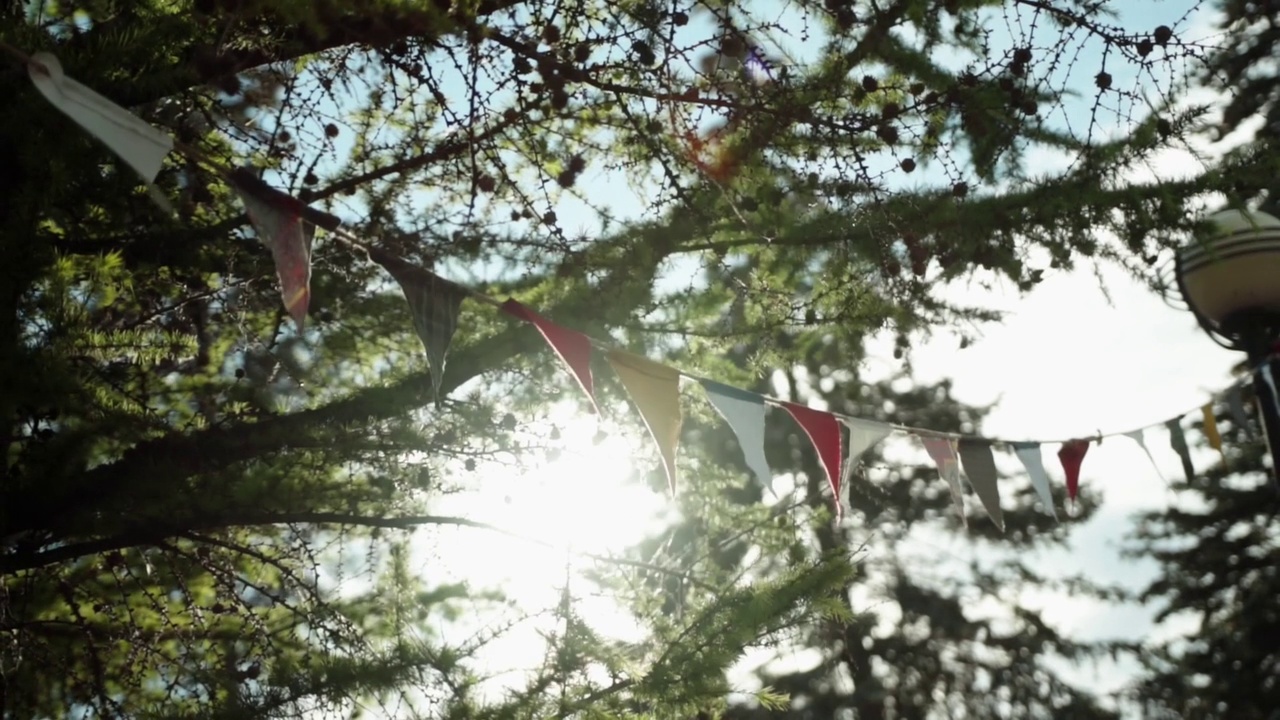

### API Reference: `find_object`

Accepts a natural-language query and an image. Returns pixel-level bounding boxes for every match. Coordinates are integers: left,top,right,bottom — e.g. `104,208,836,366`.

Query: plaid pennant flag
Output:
365,247,467,405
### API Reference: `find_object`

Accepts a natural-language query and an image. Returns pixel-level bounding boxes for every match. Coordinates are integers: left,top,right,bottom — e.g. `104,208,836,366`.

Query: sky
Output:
394,2,1264,712
11,0,1263,715
297,0,1257,714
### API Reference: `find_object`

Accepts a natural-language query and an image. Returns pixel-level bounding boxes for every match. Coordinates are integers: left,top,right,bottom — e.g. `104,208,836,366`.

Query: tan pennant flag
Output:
366,247,467,405
957,439,1004,531
28,52,173,184
230,171,315,331
606,350,683,494
1201,403,1226,465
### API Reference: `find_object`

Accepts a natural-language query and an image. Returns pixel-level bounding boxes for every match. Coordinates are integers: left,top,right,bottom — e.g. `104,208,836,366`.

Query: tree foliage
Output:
1127,391,1280,719
0,0,1270,717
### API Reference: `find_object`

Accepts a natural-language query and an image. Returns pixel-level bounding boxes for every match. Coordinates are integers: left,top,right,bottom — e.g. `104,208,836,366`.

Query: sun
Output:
494,404,670,554
429,401,672,595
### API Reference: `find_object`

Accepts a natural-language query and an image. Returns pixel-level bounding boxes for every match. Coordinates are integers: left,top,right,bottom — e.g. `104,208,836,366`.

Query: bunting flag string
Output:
8,42,1275,527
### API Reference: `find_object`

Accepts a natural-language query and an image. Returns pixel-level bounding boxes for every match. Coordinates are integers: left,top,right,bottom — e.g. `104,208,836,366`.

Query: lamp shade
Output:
1177,209,1280,327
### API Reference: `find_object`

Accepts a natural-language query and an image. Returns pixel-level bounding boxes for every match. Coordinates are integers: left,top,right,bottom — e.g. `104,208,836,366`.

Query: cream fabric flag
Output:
920,434,966,527
838,417,892,515
1123,429,1167,485
607,350,683,494
1011,442,1057,521
28,52,173,183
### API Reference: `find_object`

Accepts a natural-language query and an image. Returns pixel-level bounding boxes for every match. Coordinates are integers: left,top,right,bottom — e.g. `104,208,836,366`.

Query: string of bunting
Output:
8,44,1279,532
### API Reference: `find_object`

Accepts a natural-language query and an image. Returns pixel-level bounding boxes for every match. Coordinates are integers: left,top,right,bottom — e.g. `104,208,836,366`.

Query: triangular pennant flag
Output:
957,439,1004,531
228,167,343,232
920,434,966,526
838,417,892,515
1057,439,1090,503
28,52,173,184
1165,418,1195,483
1258,364,1280,441
606,350,682,493
1201,403,1226,465
700,379,774,495
230,173,314,331
501,299,597,413
1226,384,1257,440
778,402,844,517
1011,442,1056,520
367,249,468,405
1123,429,1167,484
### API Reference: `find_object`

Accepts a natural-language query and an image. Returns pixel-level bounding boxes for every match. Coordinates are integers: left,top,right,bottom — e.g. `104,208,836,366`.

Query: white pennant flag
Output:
1260,365,1280,432
838,417,892,514
920,434,966,527
700,380,774,495
28,52,173,184
1123,429,1167,485
1011,442,1057,521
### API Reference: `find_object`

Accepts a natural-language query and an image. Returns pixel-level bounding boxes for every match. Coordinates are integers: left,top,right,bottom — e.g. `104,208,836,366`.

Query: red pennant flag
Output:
501,299,597,413
1057,439,1090,502
778,401,844,517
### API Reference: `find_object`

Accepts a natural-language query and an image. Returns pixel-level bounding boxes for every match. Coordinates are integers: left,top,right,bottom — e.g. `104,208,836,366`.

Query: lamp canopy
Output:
1176,208,1280,351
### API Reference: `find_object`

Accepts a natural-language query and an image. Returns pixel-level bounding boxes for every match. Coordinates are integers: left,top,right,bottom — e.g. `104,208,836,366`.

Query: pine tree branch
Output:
0,324,529,542
3,508,720,596
54,0,528,108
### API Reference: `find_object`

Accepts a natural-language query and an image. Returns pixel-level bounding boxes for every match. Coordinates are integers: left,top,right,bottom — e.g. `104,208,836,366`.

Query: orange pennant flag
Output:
1201,403,1226,465
606,350,683,494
